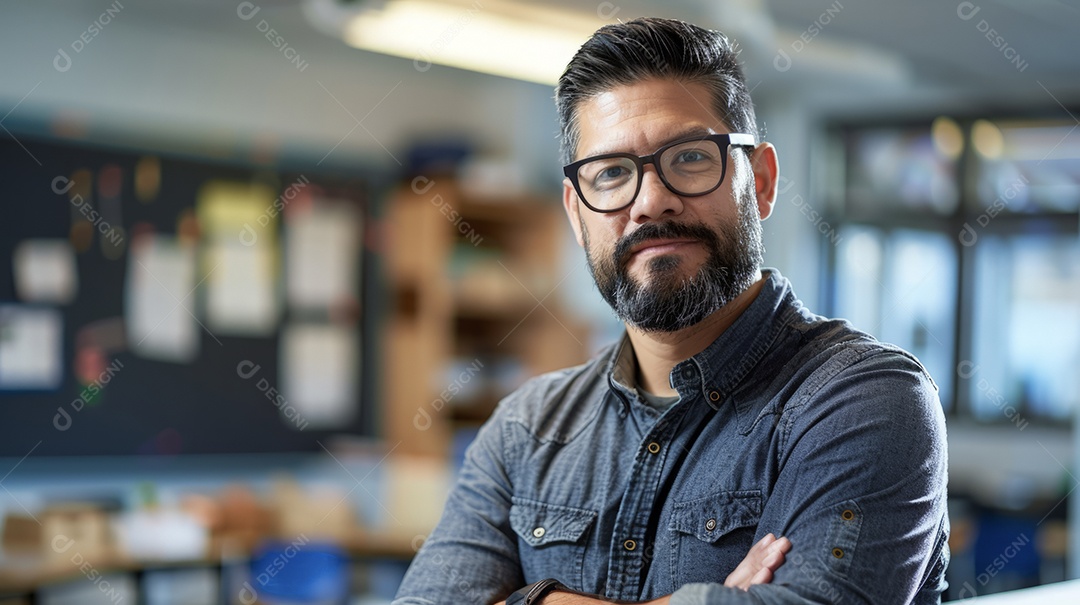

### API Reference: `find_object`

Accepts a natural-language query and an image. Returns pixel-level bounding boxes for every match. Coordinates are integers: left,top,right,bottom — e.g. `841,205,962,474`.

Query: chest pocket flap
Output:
510,497,597,547
672,490,763,543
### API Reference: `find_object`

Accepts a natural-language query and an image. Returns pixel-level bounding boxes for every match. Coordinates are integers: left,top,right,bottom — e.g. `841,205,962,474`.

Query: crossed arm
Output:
496,534,793,605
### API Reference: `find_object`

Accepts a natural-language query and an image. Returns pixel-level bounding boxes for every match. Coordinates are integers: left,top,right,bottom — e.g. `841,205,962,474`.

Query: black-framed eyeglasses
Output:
563,133,756,213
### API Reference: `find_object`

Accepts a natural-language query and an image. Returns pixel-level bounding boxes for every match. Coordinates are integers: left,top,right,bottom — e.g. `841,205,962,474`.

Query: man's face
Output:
562,78,774,333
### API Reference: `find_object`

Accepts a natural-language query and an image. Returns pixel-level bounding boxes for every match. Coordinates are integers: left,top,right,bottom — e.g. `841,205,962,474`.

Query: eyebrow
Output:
580,126,717,160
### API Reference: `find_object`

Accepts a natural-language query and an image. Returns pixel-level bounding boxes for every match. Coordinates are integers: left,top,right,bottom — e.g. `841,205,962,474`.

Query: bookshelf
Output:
382,180,590,457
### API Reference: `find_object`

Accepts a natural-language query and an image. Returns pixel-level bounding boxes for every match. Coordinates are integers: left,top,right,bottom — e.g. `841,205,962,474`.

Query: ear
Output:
750,142,779,221
562,177,585,248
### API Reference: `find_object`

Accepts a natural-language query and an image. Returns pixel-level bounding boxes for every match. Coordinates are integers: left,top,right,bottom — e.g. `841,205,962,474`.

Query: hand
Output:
723,533,791,590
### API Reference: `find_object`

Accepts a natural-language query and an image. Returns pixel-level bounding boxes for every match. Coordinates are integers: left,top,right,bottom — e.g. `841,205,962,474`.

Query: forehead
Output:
574,79,729,159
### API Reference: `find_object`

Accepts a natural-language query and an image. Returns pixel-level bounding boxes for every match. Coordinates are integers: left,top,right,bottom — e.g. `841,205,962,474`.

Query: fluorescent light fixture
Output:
343,0,604,85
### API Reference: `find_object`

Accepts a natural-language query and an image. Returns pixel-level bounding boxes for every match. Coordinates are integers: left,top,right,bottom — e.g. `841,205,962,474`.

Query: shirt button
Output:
647,442,661,455
841,509,855,521
708,389,721,402
533,527,545,538
681,366,697,380
623,539,637,551
705,518,717,532
832,547,844,559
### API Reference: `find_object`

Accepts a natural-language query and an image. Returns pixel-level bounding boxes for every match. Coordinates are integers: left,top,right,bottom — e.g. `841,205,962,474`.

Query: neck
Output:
628,270,766,397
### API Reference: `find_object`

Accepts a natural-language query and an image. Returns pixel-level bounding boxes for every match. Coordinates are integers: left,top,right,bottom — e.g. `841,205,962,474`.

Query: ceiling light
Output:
342,0,604,85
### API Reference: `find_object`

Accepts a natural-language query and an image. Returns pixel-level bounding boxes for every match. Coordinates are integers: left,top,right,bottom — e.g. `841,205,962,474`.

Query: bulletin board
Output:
0,134,374,457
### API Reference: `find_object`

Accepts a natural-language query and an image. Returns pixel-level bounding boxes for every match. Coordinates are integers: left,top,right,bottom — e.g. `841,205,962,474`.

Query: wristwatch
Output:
505,578,568,605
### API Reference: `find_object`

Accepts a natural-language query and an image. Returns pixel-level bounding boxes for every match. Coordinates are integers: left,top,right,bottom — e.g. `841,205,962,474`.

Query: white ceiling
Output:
1,0,1077,173
19,0,1080,100
765,0,1079,87
529,0,1080,114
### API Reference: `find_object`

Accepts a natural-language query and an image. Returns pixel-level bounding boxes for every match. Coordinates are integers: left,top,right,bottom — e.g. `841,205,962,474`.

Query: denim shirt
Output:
393,269,949,605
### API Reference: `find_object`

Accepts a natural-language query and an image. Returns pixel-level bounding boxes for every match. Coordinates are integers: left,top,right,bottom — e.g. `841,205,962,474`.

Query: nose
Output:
629,164,684,224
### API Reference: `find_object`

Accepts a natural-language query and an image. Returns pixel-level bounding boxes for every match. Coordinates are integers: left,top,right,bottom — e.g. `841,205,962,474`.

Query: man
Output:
393,17,948,605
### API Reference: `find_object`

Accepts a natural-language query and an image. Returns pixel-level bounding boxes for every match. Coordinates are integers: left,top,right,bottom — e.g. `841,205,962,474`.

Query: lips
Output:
629,239,700,256
614,222,717,269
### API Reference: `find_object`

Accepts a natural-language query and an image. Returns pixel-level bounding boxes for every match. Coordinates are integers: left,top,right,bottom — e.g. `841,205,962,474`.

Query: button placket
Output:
608,398,693,600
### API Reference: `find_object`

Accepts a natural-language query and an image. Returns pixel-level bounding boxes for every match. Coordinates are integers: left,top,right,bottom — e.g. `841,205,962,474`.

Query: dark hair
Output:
555,17,758,166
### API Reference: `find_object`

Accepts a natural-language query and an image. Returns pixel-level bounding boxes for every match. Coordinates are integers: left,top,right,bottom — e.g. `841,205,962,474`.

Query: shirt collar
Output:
605,269,798,425
607,334,638,412
682,268,793,409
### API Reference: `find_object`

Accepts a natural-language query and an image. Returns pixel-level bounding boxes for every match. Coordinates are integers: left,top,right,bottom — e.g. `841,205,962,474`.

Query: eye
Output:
598,166,628,181
585,161,635,190
673,150,709,164
665,144,722,176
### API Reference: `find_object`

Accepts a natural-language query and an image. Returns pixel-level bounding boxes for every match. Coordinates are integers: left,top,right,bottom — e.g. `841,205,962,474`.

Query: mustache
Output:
614,221,720,268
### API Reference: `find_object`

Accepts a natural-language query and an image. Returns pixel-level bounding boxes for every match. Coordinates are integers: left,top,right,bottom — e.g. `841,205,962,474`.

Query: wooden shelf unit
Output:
383,181,590,457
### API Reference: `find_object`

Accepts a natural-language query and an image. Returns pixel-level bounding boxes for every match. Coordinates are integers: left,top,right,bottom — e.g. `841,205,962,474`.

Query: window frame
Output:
822,113,1080,425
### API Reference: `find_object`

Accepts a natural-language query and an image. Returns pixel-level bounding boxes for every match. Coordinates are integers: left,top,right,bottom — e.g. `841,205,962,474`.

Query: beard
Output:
582,193,764,333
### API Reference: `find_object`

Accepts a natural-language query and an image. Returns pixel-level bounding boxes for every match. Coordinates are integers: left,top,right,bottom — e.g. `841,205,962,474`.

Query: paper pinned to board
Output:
280,323,358,429
286,201,361,311
125,236,199,363
0,305,63,390
196,181,277,245
197,181,280,336
204,242,279,335
13,239,78,304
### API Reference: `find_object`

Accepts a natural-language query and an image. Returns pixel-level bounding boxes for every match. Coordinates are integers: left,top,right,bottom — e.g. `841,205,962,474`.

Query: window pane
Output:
969,234,1080,421
846,127,959,215
973,120,1080,214
834,225,884,333
834,227,957,410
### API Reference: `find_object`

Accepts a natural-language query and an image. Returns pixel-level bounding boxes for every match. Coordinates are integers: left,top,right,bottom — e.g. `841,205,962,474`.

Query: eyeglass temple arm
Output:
727,133,757,147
